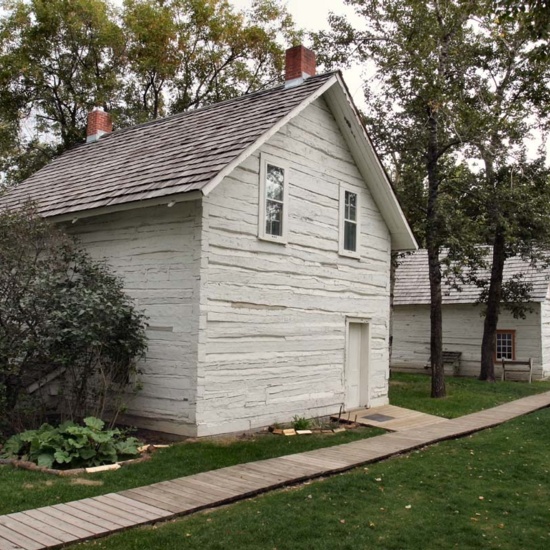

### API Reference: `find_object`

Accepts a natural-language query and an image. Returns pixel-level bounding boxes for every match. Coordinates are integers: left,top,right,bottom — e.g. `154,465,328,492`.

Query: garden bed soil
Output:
0,451,153,476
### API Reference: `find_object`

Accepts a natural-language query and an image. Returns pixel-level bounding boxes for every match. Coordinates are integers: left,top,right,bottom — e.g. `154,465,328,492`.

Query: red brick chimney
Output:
86,107,112,143
285,45,316,88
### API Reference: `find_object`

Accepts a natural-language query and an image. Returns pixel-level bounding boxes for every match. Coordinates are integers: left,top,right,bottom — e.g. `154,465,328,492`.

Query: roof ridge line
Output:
97,72,339,141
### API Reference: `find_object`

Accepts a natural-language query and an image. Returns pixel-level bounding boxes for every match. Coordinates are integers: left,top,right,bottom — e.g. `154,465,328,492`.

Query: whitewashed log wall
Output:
197,97,393,436
539,293,550,378
67,97,395,437
73,202,202,435
391,303,546,379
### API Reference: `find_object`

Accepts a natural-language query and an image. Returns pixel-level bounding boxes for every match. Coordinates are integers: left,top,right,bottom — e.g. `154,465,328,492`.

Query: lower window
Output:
496,330,515,360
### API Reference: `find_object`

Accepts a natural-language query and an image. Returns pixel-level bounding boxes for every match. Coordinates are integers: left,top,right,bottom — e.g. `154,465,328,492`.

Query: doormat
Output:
361,413,395,422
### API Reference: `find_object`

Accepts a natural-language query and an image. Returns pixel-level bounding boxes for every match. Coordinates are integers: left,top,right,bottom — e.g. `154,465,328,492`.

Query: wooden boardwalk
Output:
1,392,550,550
332,404,448,431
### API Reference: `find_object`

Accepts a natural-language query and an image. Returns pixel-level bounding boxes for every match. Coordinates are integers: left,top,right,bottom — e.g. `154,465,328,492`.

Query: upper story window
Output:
496,330,515,360
339,185,360,258
259,153,289,243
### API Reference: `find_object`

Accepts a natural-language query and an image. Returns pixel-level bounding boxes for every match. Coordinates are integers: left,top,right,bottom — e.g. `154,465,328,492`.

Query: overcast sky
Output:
233,0,354,34
230,0,366,104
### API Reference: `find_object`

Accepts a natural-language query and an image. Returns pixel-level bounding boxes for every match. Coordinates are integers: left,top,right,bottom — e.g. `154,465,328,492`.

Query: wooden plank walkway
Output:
332,404,448,431
1,391,549,550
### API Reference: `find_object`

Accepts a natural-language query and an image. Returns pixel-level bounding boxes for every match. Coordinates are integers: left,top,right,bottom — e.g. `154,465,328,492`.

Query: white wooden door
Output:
345,322,369,409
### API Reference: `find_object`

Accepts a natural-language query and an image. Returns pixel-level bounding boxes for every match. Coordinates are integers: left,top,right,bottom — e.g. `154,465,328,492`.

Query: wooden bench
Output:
501,358,533,383
424,351,462,376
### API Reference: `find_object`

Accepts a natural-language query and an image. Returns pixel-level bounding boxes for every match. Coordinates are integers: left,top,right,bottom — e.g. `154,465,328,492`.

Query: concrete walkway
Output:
1,392,550,550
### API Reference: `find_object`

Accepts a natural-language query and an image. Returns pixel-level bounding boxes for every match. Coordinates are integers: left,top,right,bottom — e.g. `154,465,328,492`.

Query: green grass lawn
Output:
2,371,549,540
73,407,550,550
389,372,550,418
0,426,384,516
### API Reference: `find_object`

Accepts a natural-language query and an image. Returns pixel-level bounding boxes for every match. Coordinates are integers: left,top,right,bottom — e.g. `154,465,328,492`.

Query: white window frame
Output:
339,184,361,259
258,153,289,244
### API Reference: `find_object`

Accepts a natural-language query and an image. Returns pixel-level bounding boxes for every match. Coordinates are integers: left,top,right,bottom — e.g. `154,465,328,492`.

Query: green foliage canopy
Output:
0,0,299,183
315,0,550,387
122,0,299,122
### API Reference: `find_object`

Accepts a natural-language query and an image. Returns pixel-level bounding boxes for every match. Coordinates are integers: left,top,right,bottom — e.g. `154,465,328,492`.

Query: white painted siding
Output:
392,303,544,379
197,97,392,436
539,289,550,379
72,202,202,435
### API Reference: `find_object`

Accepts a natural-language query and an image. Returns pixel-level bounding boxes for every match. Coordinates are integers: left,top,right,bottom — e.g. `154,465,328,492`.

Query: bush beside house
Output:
0,204,148,439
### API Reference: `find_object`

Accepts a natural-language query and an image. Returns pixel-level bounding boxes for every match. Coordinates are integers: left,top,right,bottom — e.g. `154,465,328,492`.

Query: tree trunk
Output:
428,243,445,396
426,108,446,398
480,225,506,381
478,144,505,381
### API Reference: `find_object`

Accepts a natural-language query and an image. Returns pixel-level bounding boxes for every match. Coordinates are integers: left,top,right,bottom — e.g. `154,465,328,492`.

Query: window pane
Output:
345,191,357,221
344,220,357,252
496,333,513,359
266,199,283,236
266,164,284,201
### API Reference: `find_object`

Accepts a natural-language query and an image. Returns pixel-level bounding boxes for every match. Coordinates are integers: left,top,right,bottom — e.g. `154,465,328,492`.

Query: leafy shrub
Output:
291,416,311,430
0,204,148,437
1,417,141,469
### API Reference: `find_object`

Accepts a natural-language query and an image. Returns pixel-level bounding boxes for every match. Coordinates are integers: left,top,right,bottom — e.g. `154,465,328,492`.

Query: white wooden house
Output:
392,250,550,380
1,46,416,436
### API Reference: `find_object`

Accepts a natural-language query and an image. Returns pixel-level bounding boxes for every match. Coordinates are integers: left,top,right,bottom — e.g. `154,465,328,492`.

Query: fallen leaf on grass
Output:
70,478,103,486
23,480,54,489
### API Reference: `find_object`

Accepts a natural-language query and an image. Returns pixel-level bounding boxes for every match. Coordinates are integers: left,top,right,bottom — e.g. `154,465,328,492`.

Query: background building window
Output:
496,330,515,360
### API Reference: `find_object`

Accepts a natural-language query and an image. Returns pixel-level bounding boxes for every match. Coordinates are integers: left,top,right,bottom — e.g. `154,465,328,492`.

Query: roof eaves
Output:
50,190,203,223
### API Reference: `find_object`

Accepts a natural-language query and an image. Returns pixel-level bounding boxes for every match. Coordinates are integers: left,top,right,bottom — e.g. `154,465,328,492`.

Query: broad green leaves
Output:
1,418,142,469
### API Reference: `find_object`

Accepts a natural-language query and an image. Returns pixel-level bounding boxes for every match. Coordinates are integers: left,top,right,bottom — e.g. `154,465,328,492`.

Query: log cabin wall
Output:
197,98,393,436
74,201,202,436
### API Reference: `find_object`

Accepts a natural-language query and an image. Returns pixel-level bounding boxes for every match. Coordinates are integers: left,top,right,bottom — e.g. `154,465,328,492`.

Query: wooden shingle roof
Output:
394,249,550,305
0,73,336,218
0,70,418,251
